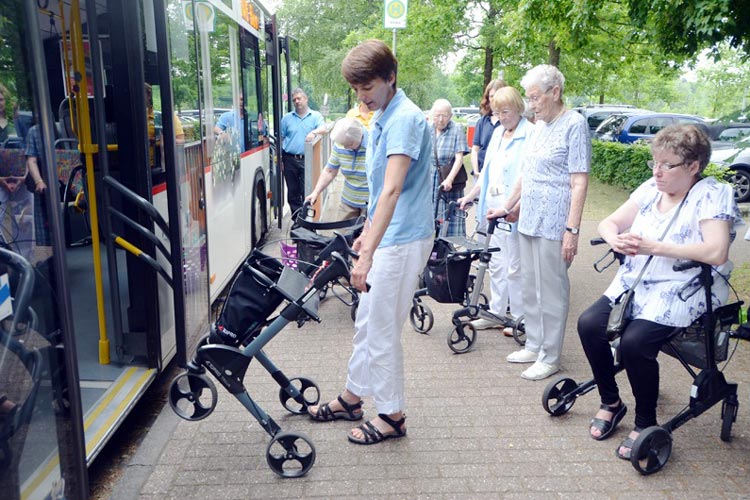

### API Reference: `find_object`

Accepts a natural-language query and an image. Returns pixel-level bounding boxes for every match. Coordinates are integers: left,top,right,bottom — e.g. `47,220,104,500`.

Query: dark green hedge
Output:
591,140,729,191
590,141,652,191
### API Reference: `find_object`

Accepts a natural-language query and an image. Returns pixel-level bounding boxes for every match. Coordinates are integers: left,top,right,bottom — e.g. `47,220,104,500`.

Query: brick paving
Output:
112,217,750,500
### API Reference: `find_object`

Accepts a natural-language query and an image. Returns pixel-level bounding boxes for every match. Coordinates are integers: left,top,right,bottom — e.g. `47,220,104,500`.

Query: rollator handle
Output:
311,251,350,291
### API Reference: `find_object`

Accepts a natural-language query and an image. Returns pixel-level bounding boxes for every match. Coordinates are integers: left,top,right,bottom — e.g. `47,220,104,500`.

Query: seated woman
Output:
577,124,742,460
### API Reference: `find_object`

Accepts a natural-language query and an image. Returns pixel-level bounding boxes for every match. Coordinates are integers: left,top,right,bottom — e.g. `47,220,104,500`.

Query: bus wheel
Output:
252,180,267,247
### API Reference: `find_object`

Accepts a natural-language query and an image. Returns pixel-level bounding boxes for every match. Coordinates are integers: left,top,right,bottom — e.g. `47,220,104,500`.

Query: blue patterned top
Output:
603,176,743,327
517,110,591,240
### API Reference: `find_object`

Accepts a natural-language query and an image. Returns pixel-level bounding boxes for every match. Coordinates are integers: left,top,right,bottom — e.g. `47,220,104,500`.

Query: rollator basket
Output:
661,301,741,369
423,238,472,304
215,249,286,344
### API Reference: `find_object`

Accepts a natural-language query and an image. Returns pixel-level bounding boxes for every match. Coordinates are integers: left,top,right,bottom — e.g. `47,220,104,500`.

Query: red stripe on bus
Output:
154,142,271,194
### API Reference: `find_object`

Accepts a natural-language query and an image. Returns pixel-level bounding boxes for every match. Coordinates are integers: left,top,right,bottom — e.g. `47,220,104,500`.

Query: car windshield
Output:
596,114,628,135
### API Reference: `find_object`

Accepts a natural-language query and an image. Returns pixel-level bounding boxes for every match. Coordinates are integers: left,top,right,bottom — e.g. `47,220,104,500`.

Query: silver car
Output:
711,136,750,202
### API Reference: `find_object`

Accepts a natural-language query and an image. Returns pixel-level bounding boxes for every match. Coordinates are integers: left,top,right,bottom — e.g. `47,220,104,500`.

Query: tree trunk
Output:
483,46,494,90
548,40,560,67
482,3,499,88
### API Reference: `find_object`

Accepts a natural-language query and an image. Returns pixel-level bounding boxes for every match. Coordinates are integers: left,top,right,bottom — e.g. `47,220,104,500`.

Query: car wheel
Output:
729,166,750,203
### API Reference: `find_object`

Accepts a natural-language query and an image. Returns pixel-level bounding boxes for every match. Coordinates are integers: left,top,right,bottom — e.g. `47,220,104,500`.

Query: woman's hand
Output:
562,231,579,263
440,178,453,191
486,207,507,220
35,179,47,193
457,196,471,210
305,191,318,204
609,232,644,257
351,252,372,292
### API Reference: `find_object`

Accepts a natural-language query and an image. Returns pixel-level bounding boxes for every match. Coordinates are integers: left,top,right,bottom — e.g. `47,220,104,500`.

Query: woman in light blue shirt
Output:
460,87,529,336
307,40,433,446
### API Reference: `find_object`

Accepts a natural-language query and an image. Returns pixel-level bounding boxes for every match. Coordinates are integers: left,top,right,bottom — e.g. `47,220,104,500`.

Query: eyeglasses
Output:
647,160,688,172
526,89,550,103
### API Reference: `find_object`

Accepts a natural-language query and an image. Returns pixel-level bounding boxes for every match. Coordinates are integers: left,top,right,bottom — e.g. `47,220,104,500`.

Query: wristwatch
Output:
565,226,580,235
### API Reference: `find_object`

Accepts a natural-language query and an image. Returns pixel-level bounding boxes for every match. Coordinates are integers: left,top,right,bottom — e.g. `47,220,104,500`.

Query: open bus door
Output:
266,15,298,226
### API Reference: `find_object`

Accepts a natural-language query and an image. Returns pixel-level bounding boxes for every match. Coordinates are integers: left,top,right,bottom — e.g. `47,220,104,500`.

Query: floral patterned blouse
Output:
603,176,743,327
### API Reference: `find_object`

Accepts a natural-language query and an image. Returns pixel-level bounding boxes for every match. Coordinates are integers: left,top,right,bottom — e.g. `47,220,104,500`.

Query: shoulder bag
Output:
606,187,692,340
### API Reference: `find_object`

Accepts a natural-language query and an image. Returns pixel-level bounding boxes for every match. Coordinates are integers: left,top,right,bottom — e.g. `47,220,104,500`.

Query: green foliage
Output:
591,141,732,192
591,140,653,191
703,162,731,183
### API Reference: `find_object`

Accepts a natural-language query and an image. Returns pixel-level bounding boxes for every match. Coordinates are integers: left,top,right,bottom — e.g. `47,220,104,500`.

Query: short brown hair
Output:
651,124,712,172
480,79,507,116
342,40,397,88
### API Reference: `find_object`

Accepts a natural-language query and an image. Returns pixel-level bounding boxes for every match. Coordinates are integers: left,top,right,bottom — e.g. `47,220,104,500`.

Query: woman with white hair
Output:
305,117,368,220
489,64,591,381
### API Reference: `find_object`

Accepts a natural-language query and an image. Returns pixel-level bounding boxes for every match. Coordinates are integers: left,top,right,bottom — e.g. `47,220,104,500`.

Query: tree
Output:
627,0,750,59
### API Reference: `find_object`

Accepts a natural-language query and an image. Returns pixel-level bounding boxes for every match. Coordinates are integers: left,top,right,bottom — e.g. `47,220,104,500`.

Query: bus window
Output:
241,30,264,149
199,8,242,180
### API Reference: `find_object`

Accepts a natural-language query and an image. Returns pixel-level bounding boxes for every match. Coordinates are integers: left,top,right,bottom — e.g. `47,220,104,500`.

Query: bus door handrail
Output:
102,175,173,288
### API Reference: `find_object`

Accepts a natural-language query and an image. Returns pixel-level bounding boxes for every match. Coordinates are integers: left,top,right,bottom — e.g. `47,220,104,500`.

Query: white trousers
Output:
518,233,570,366
488,228,523,318
346,237,432,414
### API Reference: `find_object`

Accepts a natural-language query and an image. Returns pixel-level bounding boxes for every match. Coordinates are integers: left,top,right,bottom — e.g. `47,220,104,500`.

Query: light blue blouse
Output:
366,89,434,247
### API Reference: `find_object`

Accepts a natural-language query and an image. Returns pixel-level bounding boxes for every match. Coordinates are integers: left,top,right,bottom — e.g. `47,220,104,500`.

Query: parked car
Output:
707,122,750,142
594,112,707,144
452,107,479,120
710,136,750,202
573,104,648,133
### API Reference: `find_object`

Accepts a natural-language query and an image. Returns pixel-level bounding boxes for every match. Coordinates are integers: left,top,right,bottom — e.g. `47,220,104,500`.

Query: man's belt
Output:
283,152,304,160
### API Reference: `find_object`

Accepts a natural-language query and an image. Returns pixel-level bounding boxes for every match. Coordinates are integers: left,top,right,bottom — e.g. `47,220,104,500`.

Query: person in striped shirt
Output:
306,117,368,220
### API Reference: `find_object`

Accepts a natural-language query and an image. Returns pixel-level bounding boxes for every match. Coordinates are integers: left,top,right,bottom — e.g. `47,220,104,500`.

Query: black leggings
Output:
578,296,676,429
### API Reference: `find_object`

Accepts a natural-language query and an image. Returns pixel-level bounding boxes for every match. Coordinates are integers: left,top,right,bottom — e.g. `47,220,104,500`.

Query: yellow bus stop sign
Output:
384,0,407,29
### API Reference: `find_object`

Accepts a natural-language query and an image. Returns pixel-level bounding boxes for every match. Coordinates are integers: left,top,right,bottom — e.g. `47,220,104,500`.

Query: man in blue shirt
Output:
280,88,324,215
307,40,433,446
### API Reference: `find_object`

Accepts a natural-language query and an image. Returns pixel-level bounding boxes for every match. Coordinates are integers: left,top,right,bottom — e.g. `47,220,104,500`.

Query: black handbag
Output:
605,187,691,340
606,288,635,340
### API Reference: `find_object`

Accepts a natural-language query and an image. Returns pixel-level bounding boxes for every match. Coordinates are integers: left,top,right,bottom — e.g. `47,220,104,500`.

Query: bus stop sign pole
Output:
384,0,407,55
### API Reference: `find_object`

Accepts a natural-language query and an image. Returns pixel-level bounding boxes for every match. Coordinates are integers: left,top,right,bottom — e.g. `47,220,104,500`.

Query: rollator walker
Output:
168,233,359,477
409,201,526,353
541,238,748,475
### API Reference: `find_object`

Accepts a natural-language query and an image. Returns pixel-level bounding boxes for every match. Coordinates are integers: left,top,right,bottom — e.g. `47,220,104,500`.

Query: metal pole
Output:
392,28,397,56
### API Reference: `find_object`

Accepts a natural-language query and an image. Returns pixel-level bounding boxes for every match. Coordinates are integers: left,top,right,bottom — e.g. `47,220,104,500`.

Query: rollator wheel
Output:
169,371,218,421
631,426,672,475
542,376,578,416
266,431,316,478
447,323,476,353
512,315,526,346
279,377,321,415
720,399,738,442
410,301,434,334
318,285,328,301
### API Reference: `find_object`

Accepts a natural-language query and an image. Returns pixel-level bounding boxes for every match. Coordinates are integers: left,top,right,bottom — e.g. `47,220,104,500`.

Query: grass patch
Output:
730,261,750,311
583,178,630,222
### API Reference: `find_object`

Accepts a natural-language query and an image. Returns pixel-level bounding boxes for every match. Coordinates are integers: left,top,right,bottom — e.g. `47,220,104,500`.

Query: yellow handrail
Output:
70,0,110,364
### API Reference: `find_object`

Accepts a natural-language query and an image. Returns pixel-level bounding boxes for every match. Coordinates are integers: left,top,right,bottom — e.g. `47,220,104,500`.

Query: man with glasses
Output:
430,99,469,237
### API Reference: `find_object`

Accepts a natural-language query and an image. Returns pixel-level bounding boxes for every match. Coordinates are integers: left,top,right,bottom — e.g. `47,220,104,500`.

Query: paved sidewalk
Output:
112,218,750,500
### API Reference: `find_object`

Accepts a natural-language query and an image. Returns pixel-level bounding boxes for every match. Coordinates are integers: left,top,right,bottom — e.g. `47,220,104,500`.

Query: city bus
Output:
0,0,299,498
